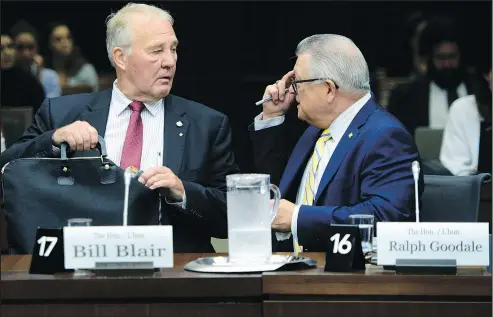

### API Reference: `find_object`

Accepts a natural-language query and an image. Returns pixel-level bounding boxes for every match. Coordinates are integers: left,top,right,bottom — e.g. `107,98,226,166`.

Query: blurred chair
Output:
0,106,33,148
415,127,451,175
415,127,444,160
61,85,93,95
374,68,412,107
421,173,492,222
98,73,116,91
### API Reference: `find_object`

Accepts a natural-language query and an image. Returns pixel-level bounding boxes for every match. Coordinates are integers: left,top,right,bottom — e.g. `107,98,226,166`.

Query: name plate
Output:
63,226,173,269
377,222,490,266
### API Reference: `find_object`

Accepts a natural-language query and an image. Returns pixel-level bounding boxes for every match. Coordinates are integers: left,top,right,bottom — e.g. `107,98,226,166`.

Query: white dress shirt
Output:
106,80,185,207
428,81,467,129
439,95,482,176
254,93,371,246
105,80,165,171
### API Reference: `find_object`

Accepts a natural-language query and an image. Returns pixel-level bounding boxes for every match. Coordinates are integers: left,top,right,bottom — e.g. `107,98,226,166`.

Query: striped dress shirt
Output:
105,80,186,208
105,80,165,171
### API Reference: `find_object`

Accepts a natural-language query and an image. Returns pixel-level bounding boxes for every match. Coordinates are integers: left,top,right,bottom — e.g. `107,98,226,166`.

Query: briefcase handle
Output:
60,135,111,166
58,136,116,186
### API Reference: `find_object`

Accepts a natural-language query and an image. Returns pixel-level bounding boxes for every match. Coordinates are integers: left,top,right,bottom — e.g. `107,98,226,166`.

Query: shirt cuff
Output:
291,204,301,247
275,204,300,242
164,190,187,209
253,113,285,131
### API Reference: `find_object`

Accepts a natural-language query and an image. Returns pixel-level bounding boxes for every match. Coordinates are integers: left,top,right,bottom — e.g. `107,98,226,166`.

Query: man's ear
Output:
325,80,337,104
113,47,126,70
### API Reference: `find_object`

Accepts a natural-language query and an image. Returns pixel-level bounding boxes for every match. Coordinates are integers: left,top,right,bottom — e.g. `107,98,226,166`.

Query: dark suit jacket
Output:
0,89,239,252
251,97,423,252
387,74,475,136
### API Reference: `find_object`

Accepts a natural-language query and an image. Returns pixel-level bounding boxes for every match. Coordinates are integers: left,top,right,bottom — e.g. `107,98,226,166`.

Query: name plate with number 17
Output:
63,226,174,270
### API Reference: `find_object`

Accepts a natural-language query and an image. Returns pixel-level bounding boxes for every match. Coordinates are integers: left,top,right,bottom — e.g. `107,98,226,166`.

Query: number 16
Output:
330,233,352,254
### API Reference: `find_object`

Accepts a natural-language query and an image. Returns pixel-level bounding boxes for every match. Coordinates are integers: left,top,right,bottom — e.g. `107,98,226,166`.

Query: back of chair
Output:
415,127,444,160
421,173,492,222
0,106,33,148
62,85,93,95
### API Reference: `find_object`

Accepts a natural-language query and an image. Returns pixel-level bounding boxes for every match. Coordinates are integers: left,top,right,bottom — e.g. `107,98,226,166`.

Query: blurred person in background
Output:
45,22,99,92
440,68,492,175
11,20,61,98
1,34,45,113
387,15,478,137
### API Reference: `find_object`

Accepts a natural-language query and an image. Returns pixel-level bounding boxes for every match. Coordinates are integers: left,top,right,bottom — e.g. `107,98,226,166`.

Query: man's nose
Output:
161,51,176,68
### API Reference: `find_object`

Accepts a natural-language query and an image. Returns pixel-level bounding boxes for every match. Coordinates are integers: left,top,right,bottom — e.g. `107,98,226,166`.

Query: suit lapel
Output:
76,89,112,158
79,89,112,138
162,95,189,174
314,99,378,203
279,126,320,197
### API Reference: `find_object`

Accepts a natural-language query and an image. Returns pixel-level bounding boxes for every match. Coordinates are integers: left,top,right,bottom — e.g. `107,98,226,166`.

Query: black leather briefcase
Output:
1,137,160,254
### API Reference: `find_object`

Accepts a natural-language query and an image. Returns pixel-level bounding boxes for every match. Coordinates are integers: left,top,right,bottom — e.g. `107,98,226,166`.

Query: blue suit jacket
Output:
0,89,239,253
251,97,423,251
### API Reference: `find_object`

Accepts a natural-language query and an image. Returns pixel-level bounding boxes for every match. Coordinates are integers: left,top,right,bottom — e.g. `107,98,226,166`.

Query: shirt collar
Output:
328,92,371,142
111,80,163,116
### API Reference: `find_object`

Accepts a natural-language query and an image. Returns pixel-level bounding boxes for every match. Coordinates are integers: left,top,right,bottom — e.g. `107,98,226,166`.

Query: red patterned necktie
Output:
120,101,144,170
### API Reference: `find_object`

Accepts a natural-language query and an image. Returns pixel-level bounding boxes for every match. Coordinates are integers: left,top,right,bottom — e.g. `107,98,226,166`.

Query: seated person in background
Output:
387,15,477,137
11,20,62,98
45,22,99,92
0,3,239,253
250,34,423,252
440,69,492,175
1,34,45,113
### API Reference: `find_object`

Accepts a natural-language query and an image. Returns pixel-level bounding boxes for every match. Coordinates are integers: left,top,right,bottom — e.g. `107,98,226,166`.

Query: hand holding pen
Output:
255,70,296,119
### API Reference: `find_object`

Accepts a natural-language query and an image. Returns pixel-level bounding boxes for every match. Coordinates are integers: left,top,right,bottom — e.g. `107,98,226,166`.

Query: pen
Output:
254,88,290,106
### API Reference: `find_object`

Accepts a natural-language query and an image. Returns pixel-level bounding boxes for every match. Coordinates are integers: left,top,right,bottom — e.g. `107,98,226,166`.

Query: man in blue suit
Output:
251,34,423,252
0,3,239,252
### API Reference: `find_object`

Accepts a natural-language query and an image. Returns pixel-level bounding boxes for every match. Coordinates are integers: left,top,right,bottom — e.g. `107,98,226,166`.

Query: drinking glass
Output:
67,218,93,275
349,214,374,258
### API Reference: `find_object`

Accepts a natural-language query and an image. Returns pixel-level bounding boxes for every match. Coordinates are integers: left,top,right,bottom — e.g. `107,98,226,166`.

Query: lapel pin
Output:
348,132,353,138
176,121,183,127
179,133,183,136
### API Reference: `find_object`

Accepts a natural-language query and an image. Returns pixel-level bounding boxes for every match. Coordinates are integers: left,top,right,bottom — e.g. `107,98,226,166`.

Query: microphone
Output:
123,167,132,226
412,161,421,223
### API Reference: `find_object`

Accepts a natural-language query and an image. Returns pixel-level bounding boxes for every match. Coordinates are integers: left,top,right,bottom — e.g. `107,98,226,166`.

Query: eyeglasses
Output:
290,77,339,95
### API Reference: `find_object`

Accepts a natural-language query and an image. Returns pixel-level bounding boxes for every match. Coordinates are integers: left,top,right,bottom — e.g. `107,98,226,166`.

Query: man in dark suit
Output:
251,34,423,252
0,3,239,252
387,15,476,137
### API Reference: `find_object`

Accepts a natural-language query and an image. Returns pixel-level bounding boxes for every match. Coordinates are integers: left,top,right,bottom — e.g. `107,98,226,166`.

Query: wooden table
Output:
1,253,262,317
2,253,491,317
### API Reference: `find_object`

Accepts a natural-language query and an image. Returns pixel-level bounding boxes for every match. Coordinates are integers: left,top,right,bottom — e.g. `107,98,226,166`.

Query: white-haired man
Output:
1,3,239,252
251,34,423,252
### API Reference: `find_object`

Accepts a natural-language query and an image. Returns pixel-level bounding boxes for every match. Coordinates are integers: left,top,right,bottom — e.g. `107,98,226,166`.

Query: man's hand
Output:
261,70,296,120
271,199,296,232
138,166,185,200
52,121,99,151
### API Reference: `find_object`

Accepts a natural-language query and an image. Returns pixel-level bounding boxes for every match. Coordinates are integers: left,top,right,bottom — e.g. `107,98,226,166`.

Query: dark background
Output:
2,1,492,171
